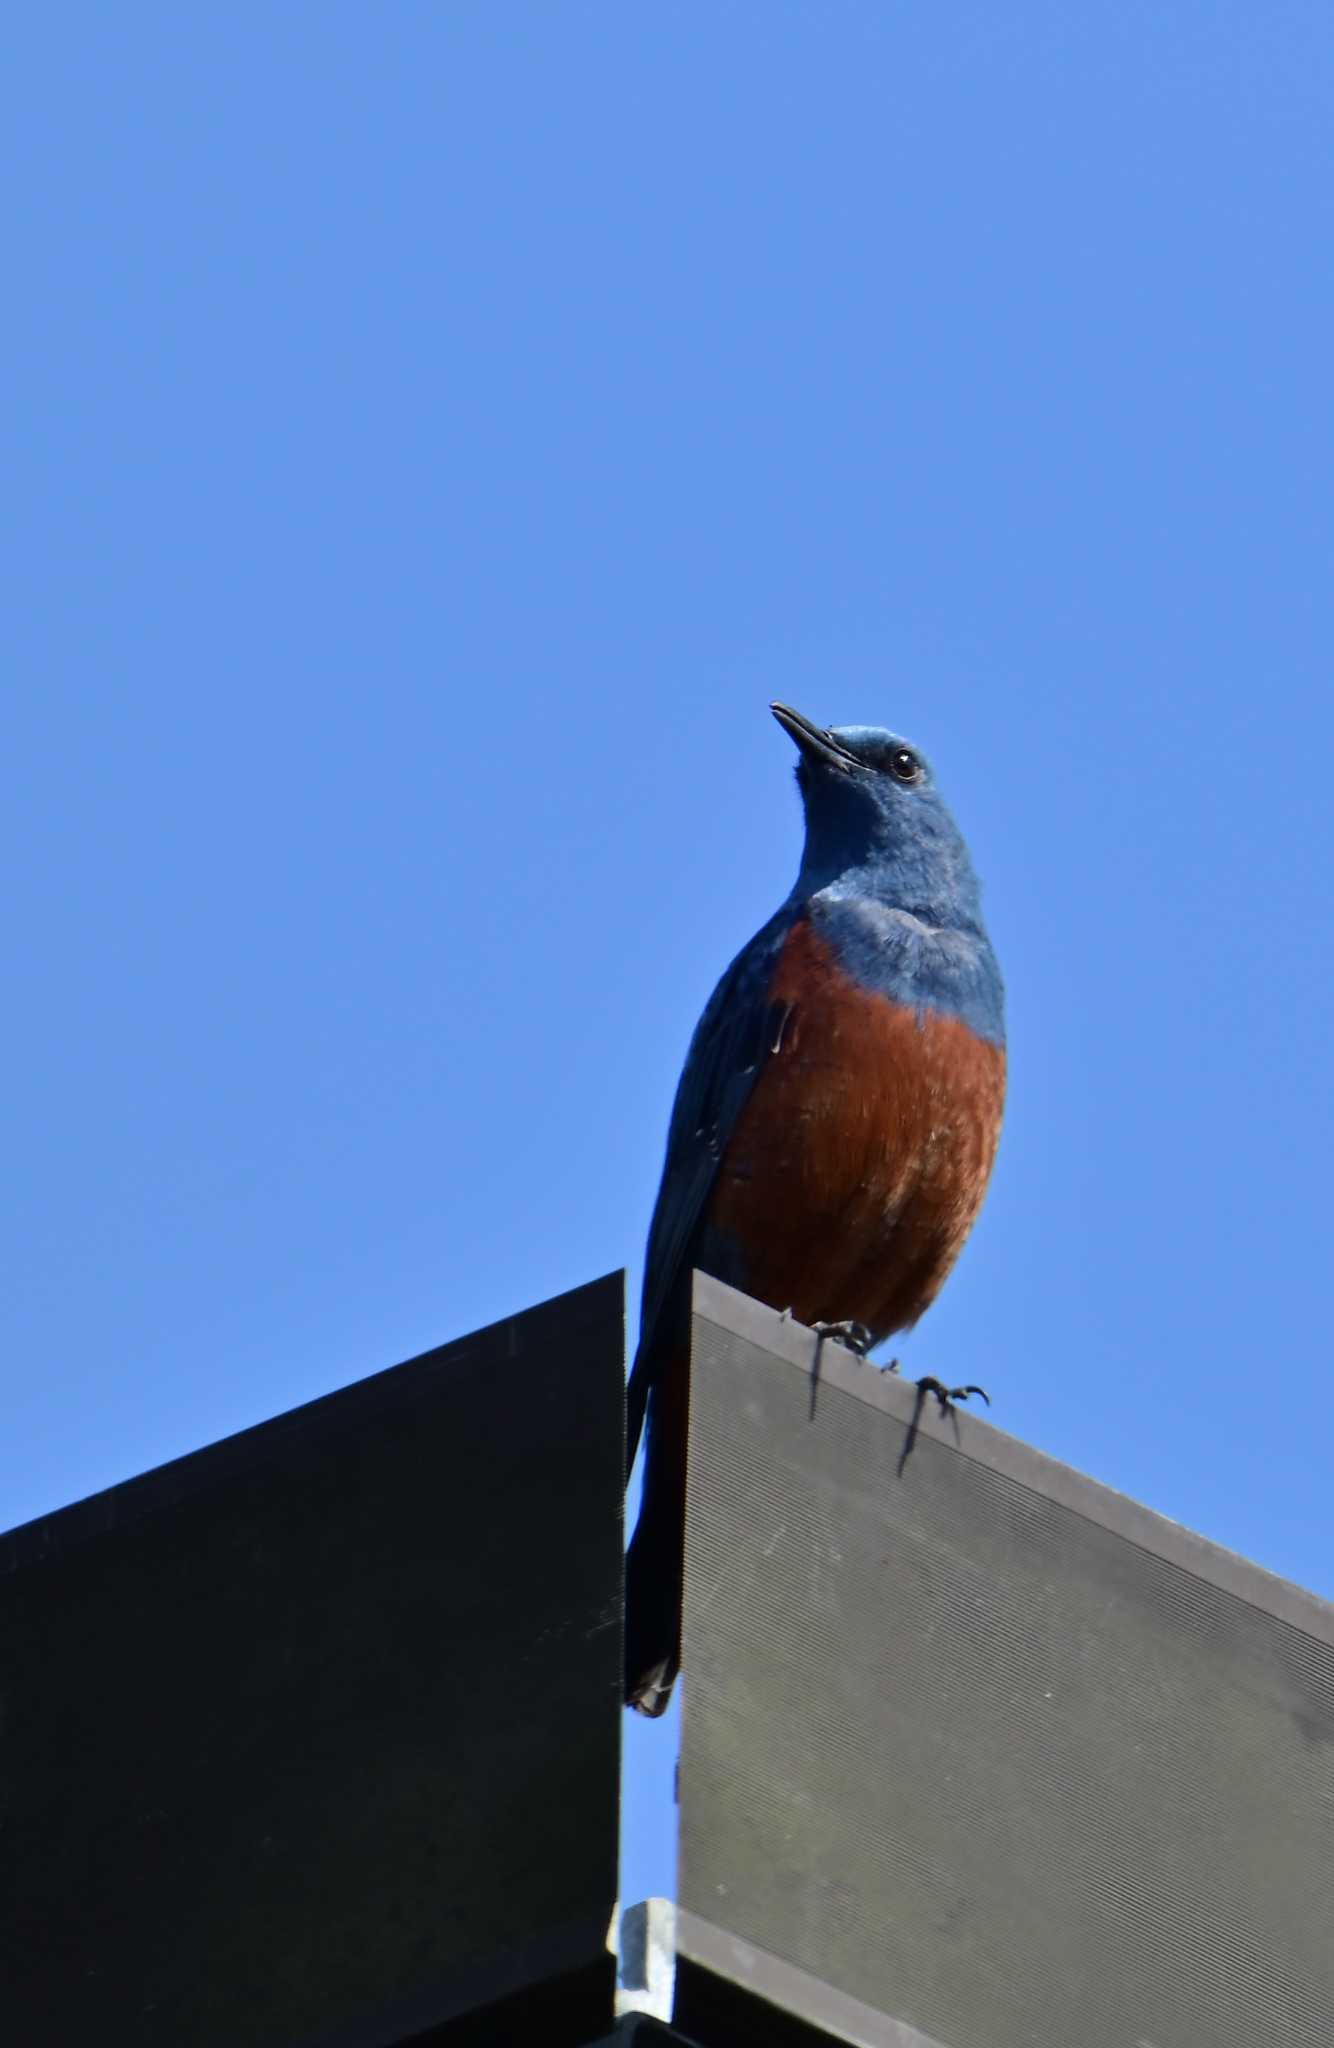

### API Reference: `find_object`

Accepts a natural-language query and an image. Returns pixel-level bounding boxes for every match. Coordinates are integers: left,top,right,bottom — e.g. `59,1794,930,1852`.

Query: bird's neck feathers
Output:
789,773,1004,1045
792,777,986,934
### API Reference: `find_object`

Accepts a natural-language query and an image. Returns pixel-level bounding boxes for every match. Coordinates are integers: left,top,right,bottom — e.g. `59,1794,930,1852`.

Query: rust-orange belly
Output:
705,917,1005,1338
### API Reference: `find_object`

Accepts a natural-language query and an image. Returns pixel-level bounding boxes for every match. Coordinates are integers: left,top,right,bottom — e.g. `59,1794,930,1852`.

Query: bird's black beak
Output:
770,702,861,772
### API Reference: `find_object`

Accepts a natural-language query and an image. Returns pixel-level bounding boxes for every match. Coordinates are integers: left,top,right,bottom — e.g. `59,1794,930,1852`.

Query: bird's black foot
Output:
810,1319,875,1356
896,1374,990,1474
806,1319,875,1420
913,1373,990,1413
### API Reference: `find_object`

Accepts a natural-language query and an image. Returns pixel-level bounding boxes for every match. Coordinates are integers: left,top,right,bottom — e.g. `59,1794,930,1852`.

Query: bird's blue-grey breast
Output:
623,703,1005,1715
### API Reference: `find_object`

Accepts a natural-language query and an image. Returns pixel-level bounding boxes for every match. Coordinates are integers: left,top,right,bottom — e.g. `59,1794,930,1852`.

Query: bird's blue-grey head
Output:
771,702,987,932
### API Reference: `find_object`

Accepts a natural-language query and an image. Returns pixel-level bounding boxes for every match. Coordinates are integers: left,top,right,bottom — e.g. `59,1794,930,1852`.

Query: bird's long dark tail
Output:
624,1340,689,1717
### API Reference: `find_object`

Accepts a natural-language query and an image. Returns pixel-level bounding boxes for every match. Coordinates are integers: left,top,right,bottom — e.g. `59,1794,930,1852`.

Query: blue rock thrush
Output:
624,703,1006,1715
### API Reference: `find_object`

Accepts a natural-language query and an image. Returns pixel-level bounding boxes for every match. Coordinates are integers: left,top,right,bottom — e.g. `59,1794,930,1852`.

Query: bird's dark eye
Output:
889,747,921,783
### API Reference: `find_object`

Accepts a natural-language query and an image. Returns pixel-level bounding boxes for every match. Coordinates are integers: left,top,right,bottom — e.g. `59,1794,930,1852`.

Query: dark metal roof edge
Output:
0,1270,626,1576
691,1271,1334,1648
675,1910,952,2048
291,1911,616,2048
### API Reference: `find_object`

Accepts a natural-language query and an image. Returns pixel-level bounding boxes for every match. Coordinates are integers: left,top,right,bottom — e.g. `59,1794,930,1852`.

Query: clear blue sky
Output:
7,5,1334,1913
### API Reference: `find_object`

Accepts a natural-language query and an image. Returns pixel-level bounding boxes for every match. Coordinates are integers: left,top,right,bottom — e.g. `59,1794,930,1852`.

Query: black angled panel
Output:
0,1273,625,2048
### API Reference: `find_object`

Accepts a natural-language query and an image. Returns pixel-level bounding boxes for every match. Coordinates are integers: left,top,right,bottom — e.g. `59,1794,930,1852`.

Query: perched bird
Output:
624,703,1005,1716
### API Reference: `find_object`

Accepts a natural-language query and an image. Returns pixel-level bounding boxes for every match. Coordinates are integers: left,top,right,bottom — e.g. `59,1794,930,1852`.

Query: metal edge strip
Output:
675,1908,954,2048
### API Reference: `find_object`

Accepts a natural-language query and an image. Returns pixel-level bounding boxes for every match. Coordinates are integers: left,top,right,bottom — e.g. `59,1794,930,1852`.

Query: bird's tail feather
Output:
623,1344,690,1716
624,1502,681,1717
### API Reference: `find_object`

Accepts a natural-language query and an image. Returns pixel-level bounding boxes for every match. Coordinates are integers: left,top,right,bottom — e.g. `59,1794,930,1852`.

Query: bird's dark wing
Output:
626,903,798,1470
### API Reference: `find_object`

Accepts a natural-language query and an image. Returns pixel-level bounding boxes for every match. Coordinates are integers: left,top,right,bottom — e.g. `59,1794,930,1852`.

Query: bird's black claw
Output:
811,1319,875,1356
896,1372,990,1474
914,1373,990,1413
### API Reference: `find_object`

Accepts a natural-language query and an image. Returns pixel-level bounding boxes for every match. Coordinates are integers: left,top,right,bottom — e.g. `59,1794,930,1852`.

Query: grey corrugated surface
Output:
678,1277,1334,2048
